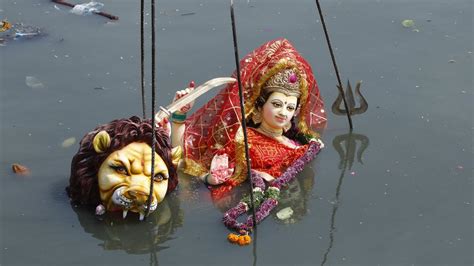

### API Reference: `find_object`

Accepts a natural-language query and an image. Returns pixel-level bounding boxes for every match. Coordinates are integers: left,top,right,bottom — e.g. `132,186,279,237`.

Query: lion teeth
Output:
139,211,145,221
122,209,128,219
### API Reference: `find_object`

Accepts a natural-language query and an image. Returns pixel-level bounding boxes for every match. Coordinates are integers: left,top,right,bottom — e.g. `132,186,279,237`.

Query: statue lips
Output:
275,116,287,123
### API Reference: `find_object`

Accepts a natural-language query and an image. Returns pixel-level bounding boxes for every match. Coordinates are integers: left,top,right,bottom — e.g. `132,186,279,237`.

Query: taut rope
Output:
314,0,353,129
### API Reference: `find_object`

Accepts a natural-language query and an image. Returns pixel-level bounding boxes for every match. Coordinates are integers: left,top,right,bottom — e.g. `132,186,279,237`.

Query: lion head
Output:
67,116,181,220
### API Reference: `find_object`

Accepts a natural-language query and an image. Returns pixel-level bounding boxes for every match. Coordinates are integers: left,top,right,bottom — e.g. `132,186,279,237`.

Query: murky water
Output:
1,0,472,265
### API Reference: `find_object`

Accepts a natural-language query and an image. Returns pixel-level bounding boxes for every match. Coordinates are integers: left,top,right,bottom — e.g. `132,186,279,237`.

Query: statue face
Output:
98,142,169,219
261,92,298,130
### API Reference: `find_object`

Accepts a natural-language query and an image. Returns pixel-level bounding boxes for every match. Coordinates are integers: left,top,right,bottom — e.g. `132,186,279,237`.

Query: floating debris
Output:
180,12,196,16
0,22,44,46
70,1,104,16
276,207,294,220
25,76,45,89
0,20,12,32
448,59,456,63
61,137,76,148
401,19,415,28
52,0,118,20
12,163,30,175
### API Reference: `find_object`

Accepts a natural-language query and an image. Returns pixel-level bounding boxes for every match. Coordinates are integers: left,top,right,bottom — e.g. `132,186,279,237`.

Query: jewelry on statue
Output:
251,110,262,124
262,68,300,97
171,112,187,124
283,121,291,132
257,123,283,138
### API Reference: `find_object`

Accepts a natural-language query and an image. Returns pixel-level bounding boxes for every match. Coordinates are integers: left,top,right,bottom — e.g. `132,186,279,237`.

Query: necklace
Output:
256,124,300,149
257,123,283,138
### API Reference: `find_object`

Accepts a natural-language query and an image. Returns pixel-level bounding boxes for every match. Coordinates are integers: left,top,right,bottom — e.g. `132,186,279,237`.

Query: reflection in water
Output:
212,166,316,223
210,166,316,266
72,194,183,264
321,131,369,266
272,166,315,224
333,132,369,170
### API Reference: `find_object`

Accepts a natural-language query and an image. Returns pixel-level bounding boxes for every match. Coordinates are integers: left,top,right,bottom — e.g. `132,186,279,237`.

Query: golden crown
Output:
262,68,301,97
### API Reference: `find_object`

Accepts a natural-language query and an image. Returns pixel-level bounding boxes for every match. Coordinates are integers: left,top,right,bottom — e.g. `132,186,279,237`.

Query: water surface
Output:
1,0,472,265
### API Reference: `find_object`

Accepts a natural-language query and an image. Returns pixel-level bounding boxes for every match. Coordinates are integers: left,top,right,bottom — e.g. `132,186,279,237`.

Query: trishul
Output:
332,132,369,170
332,80,368,116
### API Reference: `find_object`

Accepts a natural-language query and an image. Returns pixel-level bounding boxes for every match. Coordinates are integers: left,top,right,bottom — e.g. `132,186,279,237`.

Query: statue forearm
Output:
171,121,185,148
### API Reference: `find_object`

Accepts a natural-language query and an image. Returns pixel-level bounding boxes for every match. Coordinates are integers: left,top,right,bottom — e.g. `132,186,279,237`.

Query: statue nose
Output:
125,189,149,205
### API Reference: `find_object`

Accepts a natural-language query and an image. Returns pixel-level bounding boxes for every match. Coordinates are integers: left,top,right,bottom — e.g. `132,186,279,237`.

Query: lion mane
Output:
67,116,178,206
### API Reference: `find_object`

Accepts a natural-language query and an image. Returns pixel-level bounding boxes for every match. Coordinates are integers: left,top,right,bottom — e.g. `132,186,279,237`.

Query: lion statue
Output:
67,116,181,220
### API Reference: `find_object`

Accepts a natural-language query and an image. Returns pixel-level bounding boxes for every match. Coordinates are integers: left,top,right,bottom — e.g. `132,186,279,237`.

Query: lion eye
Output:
153,173,168,182
110,165,128,175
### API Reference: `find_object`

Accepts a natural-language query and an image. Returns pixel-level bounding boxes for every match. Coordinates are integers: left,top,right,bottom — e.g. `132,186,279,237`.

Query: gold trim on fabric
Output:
182,158,208,177
229,127,248,184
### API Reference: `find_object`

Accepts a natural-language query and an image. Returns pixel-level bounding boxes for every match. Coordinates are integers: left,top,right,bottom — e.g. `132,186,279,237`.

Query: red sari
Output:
247,128,308,178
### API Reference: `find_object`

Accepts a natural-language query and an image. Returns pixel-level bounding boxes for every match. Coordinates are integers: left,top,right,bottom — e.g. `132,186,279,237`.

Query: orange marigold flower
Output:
227,233,239,243
237,235,252,246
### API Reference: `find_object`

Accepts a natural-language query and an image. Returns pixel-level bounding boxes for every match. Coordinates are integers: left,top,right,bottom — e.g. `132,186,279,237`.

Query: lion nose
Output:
124,189,149,205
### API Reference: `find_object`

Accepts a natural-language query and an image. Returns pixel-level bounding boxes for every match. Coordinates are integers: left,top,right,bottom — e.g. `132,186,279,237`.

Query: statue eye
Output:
287,106,296,111
272,102,282,108
153,172,169,182
110,165,128,175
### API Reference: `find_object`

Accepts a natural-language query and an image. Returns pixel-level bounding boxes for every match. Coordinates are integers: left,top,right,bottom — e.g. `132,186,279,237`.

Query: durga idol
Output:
161,38,327,243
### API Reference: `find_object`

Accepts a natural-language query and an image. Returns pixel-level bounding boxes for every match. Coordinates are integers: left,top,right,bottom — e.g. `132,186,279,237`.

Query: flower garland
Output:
223,141,321,245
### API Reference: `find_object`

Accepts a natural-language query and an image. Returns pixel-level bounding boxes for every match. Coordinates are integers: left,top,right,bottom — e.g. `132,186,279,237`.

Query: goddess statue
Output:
160,38,327,242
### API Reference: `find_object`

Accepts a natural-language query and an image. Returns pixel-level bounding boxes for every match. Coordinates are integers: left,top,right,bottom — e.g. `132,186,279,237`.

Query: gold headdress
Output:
262,68,301,98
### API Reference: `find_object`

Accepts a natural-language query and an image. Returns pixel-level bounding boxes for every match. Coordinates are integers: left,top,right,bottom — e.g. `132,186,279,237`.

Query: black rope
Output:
140,0,146,118
145,0,157,218
314,0,353,129
230,0,257,232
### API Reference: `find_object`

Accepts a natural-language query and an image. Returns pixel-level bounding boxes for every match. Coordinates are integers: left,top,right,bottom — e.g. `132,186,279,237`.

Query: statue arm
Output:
171,120,185,148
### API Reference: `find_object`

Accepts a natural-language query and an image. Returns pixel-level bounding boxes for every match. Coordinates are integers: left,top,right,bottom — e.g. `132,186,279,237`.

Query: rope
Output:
140,0,146,118
314,0,353,129
230,0,257,233
145,0,157,218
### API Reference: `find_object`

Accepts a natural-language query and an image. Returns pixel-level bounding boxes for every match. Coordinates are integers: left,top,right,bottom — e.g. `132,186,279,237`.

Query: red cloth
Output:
247,128,308,178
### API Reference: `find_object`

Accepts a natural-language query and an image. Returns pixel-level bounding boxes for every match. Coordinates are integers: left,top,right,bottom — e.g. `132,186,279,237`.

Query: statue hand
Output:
173,81,195,114
208,153,234,185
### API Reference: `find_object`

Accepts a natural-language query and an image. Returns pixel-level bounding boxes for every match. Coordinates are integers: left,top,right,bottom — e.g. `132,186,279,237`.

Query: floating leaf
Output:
12,163,30,175
61,137,76,148
276,207,294,220
401,19,415,28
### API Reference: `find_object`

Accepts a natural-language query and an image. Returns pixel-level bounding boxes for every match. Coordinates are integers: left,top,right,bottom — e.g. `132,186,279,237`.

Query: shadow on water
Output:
71,193,183,265
321,131,370,266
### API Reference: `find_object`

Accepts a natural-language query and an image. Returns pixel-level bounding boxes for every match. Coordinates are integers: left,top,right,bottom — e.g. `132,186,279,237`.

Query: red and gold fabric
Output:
247,128,308,178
